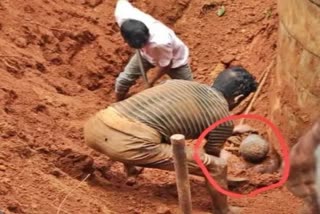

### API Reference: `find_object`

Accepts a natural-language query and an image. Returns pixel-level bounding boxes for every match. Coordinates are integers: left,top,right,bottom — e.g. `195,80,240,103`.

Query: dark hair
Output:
212,66,258,99
120,19,149,49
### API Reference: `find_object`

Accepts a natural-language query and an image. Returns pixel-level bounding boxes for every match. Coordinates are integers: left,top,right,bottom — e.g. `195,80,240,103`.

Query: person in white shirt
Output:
114,0,193,101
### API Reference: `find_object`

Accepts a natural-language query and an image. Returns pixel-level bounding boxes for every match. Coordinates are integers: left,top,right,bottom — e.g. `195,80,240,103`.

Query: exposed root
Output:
56,174,91,214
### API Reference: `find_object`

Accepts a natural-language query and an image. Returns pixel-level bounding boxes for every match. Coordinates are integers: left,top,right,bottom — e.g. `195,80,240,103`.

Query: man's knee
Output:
83,116,101,150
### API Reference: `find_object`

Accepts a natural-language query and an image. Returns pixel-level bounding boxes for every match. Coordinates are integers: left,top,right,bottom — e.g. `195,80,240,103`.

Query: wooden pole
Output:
136,49,151,89
171,134,192,214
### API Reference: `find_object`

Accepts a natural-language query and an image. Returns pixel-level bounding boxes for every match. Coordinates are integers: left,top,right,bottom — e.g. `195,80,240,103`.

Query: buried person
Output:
114,0,193,101
84,66,258,214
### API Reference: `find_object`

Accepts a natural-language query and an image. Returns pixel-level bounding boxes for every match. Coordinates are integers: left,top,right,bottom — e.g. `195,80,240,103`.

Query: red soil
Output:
0,0,302,213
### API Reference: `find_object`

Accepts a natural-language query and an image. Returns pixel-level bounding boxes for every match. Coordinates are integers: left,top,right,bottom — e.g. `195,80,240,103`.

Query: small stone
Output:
50,168,62,177
1,178,10,183
235,55,241,61
35,62,46,72
0,185,9,195
221,54,235,65
8,202,23,213
15,37,28,48
0,165,6,171
2,130,17,138
86,0,103,7
24,5,35,13
50,57,63,65
31,203,38,209
125,177,137,186
240,134,269,163
156,206,172,214
127,206,135,212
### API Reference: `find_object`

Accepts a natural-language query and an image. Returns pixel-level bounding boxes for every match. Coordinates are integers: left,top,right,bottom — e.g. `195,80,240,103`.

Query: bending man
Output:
84,66,258,214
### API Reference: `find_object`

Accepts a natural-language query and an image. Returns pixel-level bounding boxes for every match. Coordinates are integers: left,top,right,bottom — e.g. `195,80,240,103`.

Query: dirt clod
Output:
14,37,28,48
50,168,63,177
0,165,6,171
56,150,95,179
156,206,172,214
221,54,236,65
86,0,103,7
7,202,23,213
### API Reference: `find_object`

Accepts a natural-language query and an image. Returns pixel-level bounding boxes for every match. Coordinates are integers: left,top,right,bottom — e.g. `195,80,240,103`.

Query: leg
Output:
118,141,232,214
84,110,231,213
167,63,193,81
115,53,154,101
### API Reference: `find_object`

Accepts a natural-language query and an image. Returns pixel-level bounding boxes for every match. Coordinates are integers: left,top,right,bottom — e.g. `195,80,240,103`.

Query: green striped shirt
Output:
112,80,234,154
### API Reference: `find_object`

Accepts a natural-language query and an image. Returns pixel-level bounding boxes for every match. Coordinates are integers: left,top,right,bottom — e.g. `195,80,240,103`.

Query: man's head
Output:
120,19,149,49
212,66,258,110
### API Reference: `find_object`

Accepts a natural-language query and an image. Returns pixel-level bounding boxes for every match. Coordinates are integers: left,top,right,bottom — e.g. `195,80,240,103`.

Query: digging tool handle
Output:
136,49,151,89
171,134,192,214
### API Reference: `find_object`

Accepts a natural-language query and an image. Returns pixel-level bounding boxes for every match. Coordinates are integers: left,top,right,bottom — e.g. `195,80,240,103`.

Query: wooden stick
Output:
56,174,91,214
136,49,151,89
239,59,275,125
171,134,192,214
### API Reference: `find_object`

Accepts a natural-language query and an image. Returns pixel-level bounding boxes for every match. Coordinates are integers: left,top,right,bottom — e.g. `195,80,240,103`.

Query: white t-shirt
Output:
115,0,189,68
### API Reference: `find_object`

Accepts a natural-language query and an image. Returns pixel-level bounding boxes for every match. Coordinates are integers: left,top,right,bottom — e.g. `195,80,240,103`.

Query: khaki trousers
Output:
84,107,229,212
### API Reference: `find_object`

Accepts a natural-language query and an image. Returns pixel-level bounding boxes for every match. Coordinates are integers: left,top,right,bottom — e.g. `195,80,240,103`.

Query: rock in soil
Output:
239,134,269,163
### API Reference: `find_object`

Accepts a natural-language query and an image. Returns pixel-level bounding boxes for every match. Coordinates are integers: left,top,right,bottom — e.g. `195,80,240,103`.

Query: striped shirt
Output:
112,80,234,153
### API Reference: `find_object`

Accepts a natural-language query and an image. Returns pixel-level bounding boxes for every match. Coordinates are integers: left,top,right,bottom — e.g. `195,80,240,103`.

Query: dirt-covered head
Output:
212,66,258,110
120,19,150,49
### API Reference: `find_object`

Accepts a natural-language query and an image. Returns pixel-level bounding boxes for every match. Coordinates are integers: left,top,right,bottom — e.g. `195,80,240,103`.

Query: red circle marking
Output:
193,114,290,198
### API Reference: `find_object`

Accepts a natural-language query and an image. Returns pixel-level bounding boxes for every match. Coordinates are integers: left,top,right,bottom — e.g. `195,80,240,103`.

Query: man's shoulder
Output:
148,25,173,46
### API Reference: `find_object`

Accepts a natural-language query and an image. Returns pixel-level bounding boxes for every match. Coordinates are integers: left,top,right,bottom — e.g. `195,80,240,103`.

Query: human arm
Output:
149,61,172,87
204,125,234,156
